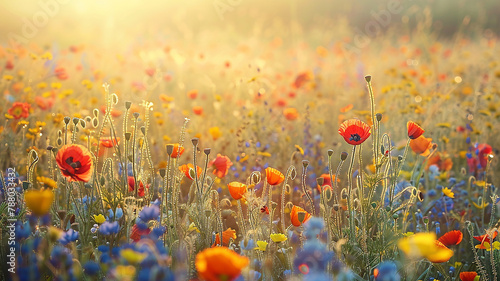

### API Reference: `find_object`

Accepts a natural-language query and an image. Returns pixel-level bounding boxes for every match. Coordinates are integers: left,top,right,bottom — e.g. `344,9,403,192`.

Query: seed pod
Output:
63,116,71,125
133,112,140,119
204,148,211,155
125,101,132,110
376,113,382,121
140,126,146,135
191,138,199,146
341,152,348,161
72,117,79,125
166,144,174,156
327,149,334,157
92,117,99,128
80,119,86,128
112,93,118,105
365,75,372,82
125,132,132,141
93,108,99,117
159,168,166,178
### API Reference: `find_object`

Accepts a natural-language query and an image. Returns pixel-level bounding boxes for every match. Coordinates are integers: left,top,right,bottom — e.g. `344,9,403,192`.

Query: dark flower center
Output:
65,157,82,170
349,133,361,142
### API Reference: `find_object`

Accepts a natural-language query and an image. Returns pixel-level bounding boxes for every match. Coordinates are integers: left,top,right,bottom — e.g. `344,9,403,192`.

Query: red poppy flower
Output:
407,121,425,139
265,167,285,185
228,182,247,200
100,137,120,148
100,105,122,118
130,223,151,242
437,230,463,247
187,89,198,99
290,205,312,227
193,106,203,115
477,143,492,169
459,272,477,281
283,108,299,121
209,154,233,178
474,230,497,244
338,119,371,145
8,102,31,119
292,71,313,89
35,96,55,110
55,67,68,80
128,176,148,197
260,206,269,214
212,228,236,247
168,143,185,158
56,144,93,182
179,164,202,180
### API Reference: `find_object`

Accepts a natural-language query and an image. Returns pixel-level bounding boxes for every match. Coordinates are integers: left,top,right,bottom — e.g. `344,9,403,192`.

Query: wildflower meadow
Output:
0,0,499,280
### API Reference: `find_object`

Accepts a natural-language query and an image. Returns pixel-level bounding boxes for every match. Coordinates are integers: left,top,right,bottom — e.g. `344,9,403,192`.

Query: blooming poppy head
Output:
410,135,433,156
187,89,198,99
8,102,31,119
24,189,54,216
212,228,237,247
265,167,285,185
338,119,371,145
56,144,93,182
195,247,249,281
283,108,299,121
209,154,233,178
474,230,498,244
228,182,247,200
179,164,202,180
100,137,120,148
459,272,478,281
130,223,151,242
437,230,463,247
193,106,203,115
290,205,311,227
407,121,425,139
168,143,185,158
128,177,148,197
477,143,493,168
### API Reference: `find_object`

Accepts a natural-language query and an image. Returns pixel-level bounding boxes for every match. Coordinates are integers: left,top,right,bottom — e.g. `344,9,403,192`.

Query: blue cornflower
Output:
99,221,120,235
139,205,160,222
83,261,100,276
374,261,400,281
59,229,79,245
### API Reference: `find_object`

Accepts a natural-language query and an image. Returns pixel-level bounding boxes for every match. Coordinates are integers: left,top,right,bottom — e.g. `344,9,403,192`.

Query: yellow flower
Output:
209,126,222,140
120,249,147,264
37,82,47,89
436,123,451,128
295,145,304,155
24,189,54,216
472,201,489,209
255,241,268,251
93,214,106,224
397,233,454,263
41,52,53,60
115,265,136,280
270,233,287,243
188,222,200,233
478,241,500,251
37,176,57,189
257,152,271,157
442,187,454,198
3,75,13,81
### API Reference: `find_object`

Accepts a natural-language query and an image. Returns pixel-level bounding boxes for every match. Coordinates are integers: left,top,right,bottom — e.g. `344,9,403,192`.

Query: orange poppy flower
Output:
24,189,54,216
459,272,477,281
228,182,247,200
56,144,93,182
187,89,198,99
168,143,185,158
283,108,299,121
426,152,453,171
437,230,463,247
292,71,313,89
474,230,498,244
195,247,249,281
193,106,203,115
409,135,433,156
290,205,312,227
179,164,202,180
100,137,120,148
407,121,425,139
212,228,237,247
8,102,30,119
340,104,353,113
338,119,371,145
100,105,122,118
265,167,285,185
209,154,233,178
35,96,55,110
55,66,68,80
